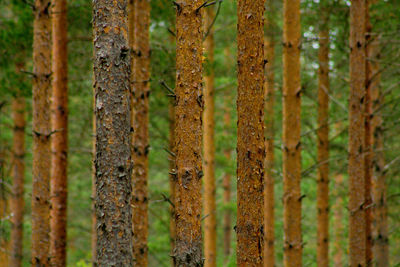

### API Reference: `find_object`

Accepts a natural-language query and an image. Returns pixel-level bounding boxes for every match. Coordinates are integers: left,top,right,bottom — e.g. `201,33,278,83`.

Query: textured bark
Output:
10,96,26,267
31,0,52,265
316,6,330,267
50,0,68,265
129,0,150,265
349,0,366,266
370,18,388,267
91,109,97,266
93,0,133,265
263,2,276,264
364,2,373,265
173,1,204,265
222,47,232,262
237,0,265,265
333,174,344,267
282,0,302,265
203,6,216,267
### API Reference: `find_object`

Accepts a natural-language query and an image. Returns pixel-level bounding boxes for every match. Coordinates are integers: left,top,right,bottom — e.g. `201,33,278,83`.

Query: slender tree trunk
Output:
50,0,68,265
316,5,330,267
31,0,52,265
364,2,373,265
333,174,344,267
264,1,276,263
93,0,133,265
173,1,204,265
370,16,388,267
222,47,232,263
282,0,302,265
203,6,216,267
10,96,26,267
349,0,366,266
237,0,265,265
130,0,150,265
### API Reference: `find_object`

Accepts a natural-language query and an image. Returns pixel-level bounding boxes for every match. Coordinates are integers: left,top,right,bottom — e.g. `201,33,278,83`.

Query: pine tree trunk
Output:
364,2,373,265
264,2,276,263
333,174,344,267
50,0,68,265
203,6,216,267
222,47,232,262
282,0,302,265
93,0,133,265
316,6,330,267
173,1,204,265
91,109,97,266
130,0,150,265
31,0,52,265
370,18,388,267
349,0,366,266
10,96,26,267
237,0,265,265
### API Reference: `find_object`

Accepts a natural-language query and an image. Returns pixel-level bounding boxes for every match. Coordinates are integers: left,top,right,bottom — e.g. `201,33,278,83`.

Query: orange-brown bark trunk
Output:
10,96,26,267
333,174,344,267
168,102,176,263
203,6,216,267
237,0,265,265
129,0,151,265
50,0,68,265
222,47,232,262
316,6,330,267
173,1,204,265
31,0,52,265
282,0,302,265
264,2,276,264
349,0,366,266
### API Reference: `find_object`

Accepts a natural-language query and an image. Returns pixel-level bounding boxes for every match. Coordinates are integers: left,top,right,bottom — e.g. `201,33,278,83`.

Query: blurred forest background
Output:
1,0,400,266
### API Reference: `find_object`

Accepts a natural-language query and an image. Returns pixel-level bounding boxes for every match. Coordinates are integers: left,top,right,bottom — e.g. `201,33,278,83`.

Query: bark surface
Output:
349,0,366,266
10,96,26,267
264,1,276,265
203,6,216,267
333,174,344,267
316,7,330,267
50,0,69,265
93,0,133,265
282,0,302,265
129,0,150,265
31,0,52,265
173,1,204,265
237,0,265,265
169,102,176,261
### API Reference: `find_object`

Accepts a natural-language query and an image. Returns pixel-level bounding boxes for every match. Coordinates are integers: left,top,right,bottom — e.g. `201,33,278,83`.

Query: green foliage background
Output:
0,0,400,266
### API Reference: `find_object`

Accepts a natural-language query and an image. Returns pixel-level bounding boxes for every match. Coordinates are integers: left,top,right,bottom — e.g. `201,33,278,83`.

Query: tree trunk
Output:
50,0,68,265
129,0,150,265
222,47,232,263
237,0,265,265
203,6,216,267
91,108,97,266
364,2,373,265
370,15,388,267
10,96,26,267
333,174,344,267
349,0,366,266
316,5,330,267
264,1,276,265
282,0,302,265
173,1,204,265
93,0,133,265
31,0,52,265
